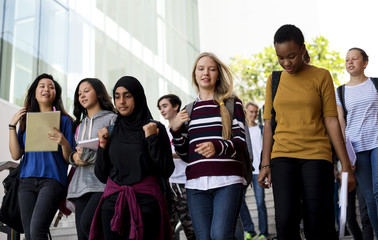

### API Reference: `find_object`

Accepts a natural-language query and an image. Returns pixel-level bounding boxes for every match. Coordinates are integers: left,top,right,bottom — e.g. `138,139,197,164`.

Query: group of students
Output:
7,24,377,240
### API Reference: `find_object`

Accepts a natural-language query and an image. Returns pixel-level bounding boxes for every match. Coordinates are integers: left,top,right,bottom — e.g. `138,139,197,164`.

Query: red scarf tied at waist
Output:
89,176,171,240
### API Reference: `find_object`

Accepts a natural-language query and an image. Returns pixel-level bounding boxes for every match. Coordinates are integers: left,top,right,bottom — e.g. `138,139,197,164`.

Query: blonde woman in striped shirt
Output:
170,52,246,240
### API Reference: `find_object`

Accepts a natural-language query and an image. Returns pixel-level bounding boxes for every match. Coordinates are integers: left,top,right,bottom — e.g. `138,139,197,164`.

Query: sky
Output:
198,0,378,81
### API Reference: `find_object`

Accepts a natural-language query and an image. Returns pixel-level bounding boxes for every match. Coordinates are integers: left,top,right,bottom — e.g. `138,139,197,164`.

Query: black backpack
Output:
0,165,24,233
336,77,378,123
184,98,253,186
270,71,283,135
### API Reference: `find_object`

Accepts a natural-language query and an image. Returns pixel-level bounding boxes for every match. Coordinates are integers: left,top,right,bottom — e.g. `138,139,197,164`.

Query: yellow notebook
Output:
25,111,61,152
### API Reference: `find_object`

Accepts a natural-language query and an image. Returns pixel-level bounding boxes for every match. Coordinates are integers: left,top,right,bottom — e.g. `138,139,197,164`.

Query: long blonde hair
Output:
191,52,234,139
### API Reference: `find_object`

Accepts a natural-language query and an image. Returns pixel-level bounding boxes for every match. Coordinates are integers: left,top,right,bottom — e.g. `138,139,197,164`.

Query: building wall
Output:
0,2,199,236
0,0,199,119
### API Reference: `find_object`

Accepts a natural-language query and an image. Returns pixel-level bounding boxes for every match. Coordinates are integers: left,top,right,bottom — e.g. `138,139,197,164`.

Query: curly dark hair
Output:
73,78,115,131
274,24,304,46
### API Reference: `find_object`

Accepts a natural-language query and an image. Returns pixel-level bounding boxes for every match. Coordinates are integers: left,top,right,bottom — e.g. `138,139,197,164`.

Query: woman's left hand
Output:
143,122,159,138
48,127,68,146
195,142,215,158
341,167,357,192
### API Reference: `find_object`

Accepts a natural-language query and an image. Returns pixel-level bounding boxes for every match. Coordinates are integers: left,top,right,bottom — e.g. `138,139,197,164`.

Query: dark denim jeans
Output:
18,177,66,240
187,183,243,240
72,192,103,240
354,147,378,236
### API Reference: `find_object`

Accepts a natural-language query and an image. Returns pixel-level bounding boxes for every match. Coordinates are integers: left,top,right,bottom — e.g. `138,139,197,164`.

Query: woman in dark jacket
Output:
89,76,174,240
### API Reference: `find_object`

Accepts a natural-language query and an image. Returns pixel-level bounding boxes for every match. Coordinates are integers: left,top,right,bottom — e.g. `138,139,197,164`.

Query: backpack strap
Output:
272,71,282,100
184,101,195,118
371,77,378,91
270,71,282,135
336,84,347,122
225,98,234,120
184,101,195,130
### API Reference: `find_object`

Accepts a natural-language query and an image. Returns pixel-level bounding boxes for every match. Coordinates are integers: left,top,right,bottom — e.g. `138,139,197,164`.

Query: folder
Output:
345,138,357,166
339,172,348,238
25,111,61,152
77,138,99,151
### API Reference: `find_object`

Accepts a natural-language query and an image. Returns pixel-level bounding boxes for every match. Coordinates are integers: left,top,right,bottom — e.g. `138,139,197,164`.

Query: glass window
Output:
39,0,68,85
55,0,68,8
0,0,40,105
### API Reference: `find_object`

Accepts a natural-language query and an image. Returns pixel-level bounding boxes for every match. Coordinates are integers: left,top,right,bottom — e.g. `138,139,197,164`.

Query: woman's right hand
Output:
73,148,88,166
97,127,109,148
258,167,271,188
170,109,190,132
10,107,26,126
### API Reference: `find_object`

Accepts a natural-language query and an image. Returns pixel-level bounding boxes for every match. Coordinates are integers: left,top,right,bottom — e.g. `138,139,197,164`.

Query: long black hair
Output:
73,78,114,131
20,73,71,134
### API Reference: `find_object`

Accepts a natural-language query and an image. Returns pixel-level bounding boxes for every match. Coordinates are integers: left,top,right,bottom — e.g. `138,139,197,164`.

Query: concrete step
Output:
49,213,77,240
49,226,77,240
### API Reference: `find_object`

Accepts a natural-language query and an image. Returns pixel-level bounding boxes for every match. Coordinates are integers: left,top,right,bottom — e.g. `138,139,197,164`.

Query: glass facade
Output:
0,0,199,119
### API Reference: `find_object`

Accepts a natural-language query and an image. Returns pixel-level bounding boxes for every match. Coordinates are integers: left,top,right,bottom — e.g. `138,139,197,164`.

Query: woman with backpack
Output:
8,73,75,240
67,78,117,240
335,48,378,236
89,76,174,240
257,24,356,240
170,52,246,239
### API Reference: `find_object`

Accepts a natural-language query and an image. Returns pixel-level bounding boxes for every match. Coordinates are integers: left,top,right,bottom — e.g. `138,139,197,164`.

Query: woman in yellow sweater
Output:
258,24,356,240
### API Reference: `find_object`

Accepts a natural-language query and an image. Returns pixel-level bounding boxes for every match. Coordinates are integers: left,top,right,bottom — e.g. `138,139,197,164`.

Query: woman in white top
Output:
335,47,378,236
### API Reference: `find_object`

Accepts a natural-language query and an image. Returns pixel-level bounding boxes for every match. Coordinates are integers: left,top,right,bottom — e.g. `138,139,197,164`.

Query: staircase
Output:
39,187,371,240
244,186,276,236
49,214,77,240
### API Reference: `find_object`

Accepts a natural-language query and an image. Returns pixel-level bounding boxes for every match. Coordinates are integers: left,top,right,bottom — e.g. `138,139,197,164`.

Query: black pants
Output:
18,177,66,240
347,187,363,240
270,157,338,240
101,192,161,240
72,192,103,240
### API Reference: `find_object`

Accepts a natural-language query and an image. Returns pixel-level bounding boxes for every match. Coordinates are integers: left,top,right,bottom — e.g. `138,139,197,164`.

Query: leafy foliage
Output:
229,36,345,104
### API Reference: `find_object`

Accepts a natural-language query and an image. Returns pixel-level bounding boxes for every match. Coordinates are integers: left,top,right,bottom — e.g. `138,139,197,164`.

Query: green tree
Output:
229,36,345,104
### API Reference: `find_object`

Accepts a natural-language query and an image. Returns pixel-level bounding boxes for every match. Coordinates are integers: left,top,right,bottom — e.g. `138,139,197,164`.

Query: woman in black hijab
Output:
90,76,174,240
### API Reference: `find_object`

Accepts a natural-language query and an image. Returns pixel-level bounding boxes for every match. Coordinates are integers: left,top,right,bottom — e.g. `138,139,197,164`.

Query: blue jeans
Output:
234,216,244,240
187,183,243,240
240,174,268,236
18,177,66,240
354,147,378,236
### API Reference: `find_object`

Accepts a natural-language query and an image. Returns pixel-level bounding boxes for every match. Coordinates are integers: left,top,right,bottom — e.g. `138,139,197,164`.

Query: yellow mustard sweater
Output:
264,66,338,162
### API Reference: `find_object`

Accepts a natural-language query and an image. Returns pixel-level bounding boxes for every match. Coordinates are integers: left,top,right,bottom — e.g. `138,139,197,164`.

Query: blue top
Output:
18,114,75,186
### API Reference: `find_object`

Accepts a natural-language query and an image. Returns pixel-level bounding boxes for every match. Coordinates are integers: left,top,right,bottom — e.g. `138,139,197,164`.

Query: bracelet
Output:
9,128,16,131
9,124,16,129
260,164,271,170
98,140,107,145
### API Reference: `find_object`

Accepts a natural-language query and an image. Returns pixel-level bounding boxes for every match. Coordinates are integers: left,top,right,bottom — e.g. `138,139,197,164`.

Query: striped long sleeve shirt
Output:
171,98,246,181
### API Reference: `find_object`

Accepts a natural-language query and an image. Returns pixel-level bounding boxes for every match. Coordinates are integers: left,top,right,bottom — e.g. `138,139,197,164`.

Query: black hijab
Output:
113,76,153,143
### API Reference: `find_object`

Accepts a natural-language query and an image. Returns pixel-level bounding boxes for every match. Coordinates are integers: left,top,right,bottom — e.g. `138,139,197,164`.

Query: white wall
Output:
0,99,21,197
